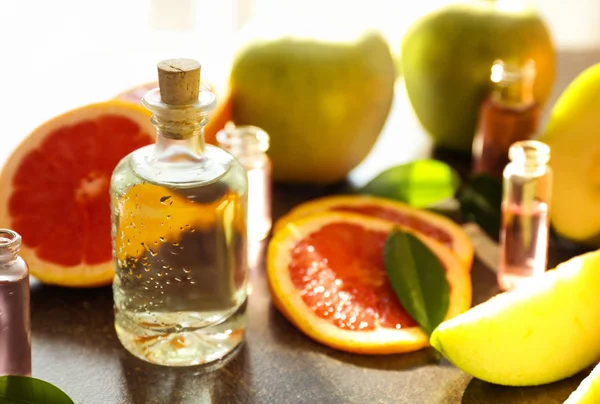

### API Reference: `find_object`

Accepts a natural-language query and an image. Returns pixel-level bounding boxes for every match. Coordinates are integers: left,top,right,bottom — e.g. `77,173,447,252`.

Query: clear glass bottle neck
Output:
506,140,550,177
142,87,216,161
154,130,206,160
0,229,22,263
216,124,270,162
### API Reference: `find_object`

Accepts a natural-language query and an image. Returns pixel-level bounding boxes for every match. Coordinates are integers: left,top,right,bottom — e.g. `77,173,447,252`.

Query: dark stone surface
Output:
29,181,590,404
30,49,600,403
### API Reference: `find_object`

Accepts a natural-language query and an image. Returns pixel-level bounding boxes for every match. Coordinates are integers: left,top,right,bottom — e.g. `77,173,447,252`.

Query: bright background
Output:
1,0,599,182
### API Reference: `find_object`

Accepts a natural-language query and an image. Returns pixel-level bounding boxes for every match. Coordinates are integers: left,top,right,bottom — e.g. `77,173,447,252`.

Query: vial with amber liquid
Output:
110,59,248,366
472,60,540,179
498,140,552,291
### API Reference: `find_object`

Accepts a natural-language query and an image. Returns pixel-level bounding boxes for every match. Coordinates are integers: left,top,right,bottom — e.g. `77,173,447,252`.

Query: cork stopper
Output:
157,58,201,105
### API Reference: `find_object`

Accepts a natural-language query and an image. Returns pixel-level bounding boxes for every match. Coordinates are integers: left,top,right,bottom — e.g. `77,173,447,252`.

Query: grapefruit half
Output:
275,195,474,270
267,211,471,354
0,100,155,287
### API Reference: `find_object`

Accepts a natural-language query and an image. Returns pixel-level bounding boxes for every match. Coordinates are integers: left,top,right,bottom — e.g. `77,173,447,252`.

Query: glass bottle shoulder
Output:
110,144,248,198
0,256,28,282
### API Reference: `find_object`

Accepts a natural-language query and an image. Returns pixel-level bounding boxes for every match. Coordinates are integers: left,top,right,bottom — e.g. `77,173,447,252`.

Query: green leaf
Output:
0,376,74,404
458,174,503,240
383,229,450,336
359,159,461,208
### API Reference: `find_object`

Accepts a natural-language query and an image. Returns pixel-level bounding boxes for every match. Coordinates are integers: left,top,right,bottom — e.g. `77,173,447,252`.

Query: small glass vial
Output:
472,59,540,179
0,229,31,376
498,140,552,291
216,123,272,242
110,59,248,366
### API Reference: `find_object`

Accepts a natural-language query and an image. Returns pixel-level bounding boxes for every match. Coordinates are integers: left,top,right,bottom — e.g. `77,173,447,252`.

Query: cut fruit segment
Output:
0,101,155,287
275,195,474,270
564,362,600,404
430,249,600,387
267,211,471,354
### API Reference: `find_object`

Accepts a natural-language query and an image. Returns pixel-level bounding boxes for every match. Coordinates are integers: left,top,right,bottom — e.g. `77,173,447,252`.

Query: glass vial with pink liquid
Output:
0,229,31,376
217,124,272,242
498,140,552,291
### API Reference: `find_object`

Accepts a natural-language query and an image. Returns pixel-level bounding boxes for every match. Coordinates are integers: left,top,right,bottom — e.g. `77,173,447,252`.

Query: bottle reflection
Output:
119,339,251,403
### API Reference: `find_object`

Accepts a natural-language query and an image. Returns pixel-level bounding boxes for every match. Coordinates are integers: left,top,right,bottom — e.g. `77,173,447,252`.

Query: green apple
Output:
401,0,556,152
430,249,600,386
538,63,600,247
564,362,600,404
229,22,396,184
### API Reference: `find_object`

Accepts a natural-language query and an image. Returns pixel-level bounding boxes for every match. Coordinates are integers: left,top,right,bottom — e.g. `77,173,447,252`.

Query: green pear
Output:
430,249,600,386
538,63,600,247
401,0,556,152
564,362,600,404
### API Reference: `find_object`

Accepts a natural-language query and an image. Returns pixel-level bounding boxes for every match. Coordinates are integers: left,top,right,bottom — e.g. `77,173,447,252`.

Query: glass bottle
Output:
216,123,272,242
110,59,249,367
0,229,31,376
498,140,552,291
472,59,540,179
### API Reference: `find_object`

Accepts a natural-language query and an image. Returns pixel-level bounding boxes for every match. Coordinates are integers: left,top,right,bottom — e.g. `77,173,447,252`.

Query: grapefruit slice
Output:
267,211,471,354
0,100,155,287
275,195,474,270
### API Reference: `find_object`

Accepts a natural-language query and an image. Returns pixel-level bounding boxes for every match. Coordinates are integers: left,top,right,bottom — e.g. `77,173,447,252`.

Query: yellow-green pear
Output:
564,362,600,404
229,18,395,184
539,63,600,247
430,249,600,386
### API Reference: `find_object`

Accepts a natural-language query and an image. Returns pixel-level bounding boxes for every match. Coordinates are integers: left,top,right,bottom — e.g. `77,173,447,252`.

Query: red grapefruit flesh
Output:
0,101,155,287
268,212,472,354
290,222,418,331
275,195,474,270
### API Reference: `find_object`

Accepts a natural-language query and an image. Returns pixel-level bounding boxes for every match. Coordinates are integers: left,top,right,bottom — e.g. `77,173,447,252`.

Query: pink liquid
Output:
498,200,549,291
0,275,31,376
